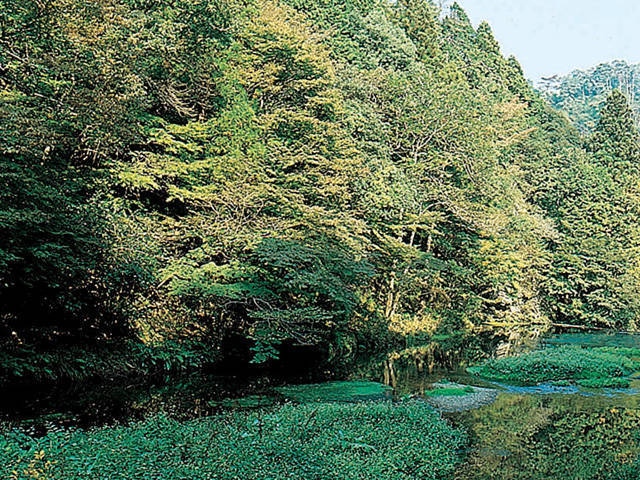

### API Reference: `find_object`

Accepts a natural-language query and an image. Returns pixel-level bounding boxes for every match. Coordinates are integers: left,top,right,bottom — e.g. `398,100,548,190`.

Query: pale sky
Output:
453,0,640,82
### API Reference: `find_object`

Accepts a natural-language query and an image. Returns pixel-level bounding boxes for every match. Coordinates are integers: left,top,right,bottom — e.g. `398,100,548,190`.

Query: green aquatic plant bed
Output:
424,386,475,397
594,346,640,359
468,346,640,387
276,381,392,403
575,377,631,389
1,402,466,480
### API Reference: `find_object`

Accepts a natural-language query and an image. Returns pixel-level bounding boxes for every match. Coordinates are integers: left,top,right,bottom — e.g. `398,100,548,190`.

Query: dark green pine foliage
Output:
588,90,640,171
548,91,640,329
392,0,442,63
441,5,529,102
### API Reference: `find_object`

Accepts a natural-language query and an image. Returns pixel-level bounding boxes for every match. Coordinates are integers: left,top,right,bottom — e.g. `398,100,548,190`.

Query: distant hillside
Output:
538,60,640,133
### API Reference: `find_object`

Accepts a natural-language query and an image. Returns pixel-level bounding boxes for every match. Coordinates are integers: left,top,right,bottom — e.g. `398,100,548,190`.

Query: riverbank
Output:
3,333,640,479
1,402,466,480
425,382,498,413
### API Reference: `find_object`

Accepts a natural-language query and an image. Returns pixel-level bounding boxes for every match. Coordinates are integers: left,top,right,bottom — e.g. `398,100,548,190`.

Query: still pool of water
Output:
452,391,640,479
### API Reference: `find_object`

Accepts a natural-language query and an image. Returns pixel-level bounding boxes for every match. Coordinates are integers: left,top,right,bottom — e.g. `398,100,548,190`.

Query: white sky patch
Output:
454,0,640,81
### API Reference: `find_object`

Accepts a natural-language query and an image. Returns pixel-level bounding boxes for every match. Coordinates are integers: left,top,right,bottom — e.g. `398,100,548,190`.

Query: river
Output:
2,333,639,479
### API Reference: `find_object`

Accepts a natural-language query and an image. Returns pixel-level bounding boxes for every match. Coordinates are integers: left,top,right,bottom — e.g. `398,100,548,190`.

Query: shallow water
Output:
357,334,640,479
0,373,286,434
543,332,640,349
452,391,640,479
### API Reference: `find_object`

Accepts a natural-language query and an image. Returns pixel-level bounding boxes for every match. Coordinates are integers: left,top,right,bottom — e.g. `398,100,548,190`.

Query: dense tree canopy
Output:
2,0,640,377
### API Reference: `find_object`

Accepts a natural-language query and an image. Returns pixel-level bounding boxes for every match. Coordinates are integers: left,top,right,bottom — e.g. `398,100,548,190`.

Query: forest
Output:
2,1,640,478
540,59,640,132
2,0,639,379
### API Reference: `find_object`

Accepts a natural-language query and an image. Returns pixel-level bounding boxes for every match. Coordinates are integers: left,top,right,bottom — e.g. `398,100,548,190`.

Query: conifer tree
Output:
6,0,640,379
588,90,640,173
549,91,640,329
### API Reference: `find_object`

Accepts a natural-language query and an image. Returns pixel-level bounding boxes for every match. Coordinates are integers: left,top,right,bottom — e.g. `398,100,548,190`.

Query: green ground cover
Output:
424,386,475,397
468,346,640,387
1,402,466,480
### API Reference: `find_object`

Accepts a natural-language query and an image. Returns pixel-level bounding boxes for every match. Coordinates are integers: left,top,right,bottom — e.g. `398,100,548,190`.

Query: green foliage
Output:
595,347,640,359
468,346,639,386
166,236,374,362
424,385,474,397
545,91,640,329
588,90,640,170
575,376,631,389
4,0,639,378
0,162,105,333
0,340,215,384
209,394,277,409
539,60,640,133
0,0,250,348
0,402,467,479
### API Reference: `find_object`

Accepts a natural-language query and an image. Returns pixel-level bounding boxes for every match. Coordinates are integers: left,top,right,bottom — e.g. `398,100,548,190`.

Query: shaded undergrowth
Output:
0,340,216,385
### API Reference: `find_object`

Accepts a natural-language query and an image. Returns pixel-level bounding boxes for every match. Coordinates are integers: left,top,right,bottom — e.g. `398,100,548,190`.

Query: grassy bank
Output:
468,346,640,387
2,402,466,480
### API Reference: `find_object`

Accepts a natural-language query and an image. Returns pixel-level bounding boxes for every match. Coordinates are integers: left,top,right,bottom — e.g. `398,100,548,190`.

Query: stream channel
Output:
2,333,640,479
